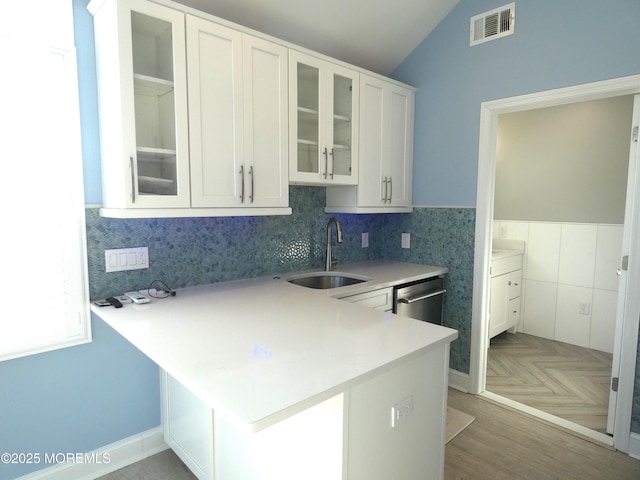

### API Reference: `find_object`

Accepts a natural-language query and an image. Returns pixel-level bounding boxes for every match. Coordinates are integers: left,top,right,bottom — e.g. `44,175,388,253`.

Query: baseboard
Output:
17,427,168,480
448,368,469,392
629,433,640,460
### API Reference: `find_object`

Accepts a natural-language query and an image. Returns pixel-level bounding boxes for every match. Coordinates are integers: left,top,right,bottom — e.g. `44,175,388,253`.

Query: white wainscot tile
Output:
554,284,593,348
525,223,561,283
594,225,623,291
558,224,597,288
499,221,529,242
522,280,557,340
492,220,501,239
589,289,618,354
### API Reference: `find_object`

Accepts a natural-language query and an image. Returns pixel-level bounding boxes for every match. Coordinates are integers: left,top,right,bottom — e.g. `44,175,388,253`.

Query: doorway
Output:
486,96,631,435
469,75,640,453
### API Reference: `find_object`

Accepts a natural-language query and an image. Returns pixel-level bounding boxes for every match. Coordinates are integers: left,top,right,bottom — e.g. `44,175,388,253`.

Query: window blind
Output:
0,1,91,361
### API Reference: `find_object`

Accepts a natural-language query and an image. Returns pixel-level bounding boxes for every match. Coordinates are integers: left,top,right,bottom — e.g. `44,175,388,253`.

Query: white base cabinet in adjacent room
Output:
160,344,448,480
489,252,523,339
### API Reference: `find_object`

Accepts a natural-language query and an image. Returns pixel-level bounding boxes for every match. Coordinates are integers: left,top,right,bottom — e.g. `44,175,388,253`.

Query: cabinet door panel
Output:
359,78,386,206
187,16,244,207
326,63,359,185
489,274,510,338
242,36,288,207
389,86,413,206
289,52,325,183
94,0,189,209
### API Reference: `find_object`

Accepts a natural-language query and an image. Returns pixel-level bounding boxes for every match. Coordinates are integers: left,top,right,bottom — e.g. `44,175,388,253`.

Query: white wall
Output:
493,221,622,354
495,96,633,224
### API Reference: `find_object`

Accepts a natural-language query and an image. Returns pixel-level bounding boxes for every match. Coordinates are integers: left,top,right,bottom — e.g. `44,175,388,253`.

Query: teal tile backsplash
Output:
86,187,378,299
85,187,475,374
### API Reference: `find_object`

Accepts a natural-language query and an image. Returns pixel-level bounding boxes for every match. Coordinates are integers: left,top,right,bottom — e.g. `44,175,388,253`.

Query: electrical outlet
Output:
105,247,149,272
362,232,369,248
391,395,414,427
579,302,591,315
401,233,411,249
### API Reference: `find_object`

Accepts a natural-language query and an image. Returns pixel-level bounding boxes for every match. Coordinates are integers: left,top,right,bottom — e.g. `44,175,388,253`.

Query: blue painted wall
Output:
390,0,640,434
394,0,640,207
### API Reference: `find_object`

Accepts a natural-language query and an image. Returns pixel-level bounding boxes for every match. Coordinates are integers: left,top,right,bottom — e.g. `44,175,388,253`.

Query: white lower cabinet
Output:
161,370,214,479
160,344,448,480
337,286,393,311
489,254,523,339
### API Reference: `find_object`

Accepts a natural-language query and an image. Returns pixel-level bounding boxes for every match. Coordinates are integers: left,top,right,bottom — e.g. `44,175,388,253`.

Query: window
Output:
0,0,91,361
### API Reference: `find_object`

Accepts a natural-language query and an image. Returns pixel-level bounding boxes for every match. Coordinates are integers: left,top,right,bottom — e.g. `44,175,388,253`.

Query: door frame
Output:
469,74,640,452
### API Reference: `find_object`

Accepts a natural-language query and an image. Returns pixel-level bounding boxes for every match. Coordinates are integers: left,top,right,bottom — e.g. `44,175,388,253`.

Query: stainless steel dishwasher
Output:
393,277,446,325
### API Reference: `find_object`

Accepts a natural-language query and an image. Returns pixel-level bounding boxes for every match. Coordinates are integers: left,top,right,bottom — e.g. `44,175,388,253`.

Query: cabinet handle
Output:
323,148,328,179
239,165,245,203
329,148,334,179
388,176,393,202
382,176,388,203
129,156,136,204
249,165,254,203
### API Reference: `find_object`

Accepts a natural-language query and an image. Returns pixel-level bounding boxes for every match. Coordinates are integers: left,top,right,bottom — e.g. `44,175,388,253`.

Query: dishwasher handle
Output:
397,288,446,304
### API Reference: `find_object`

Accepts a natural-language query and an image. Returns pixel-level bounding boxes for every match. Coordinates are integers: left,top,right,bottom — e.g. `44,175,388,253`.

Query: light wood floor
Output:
446,388,640,479
486,332,613,433
98,388,640,480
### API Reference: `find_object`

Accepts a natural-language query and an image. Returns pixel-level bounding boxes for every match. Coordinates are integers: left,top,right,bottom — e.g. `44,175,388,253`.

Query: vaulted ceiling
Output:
174,0,460,75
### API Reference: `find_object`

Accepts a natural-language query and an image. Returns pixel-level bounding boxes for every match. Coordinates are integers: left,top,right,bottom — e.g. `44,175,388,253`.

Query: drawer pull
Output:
397,288,447,304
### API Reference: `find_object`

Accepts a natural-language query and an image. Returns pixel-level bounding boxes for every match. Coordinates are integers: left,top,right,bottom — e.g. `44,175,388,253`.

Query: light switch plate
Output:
362,232,369,248
401,233,411,249
105,247,149,273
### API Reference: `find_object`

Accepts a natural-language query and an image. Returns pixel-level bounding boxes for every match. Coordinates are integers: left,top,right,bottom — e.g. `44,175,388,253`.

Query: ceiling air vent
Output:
470,3,515,46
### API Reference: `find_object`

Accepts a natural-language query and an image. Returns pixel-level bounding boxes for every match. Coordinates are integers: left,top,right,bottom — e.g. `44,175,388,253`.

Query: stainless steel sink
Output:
287,272,370,289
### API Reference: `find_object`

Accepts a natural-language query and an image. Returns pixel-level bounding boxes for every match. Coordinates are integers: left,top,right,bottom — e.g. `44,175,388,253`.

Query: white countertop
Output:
91,260,458,433
491,248,523,260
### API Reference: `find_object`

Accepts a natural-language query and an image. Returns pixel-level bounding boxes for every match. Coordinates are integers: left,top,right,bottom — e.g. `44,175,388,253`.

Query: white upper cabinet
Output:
90,0,190,211
90,0,414,217
90,0,290,217
187,17,288,209
326,74,414,213
289,51,359,185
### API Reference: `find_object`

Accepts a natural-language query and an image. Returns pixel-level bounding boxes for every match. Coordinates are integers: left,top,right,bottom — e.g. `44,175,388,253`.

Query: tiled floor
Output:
486,331,612,432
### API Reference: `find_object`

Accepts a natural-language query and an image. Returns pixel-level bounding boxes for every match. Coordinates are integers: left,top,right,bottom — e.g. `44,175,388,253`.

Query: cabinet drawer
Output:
508,297,521,328
339,287,393,311
491,254,522,277
508,270,522,299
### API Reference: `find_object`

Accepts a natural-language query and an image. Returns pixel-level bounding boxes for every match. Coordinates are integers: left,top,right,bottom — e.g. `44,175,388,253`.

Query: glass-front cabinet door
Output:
289,51,358,185
91,0,189,212
127,1,189,207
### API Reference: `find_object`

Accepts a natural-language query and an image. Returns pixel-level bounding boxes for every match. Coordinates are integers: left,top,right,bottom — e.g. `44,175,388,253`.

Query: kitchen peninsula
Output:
91,261,458,480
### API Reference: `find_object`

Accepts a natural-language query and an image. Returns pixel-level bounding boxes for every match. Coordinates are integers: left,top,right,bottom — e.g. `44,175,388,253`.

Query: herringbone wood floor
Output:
486,332,613,433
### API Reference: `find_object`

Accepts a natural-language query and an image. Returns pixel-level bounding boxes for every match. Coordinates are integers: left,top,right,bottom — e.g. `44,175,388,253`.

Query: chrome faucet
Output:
325,217,344,271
